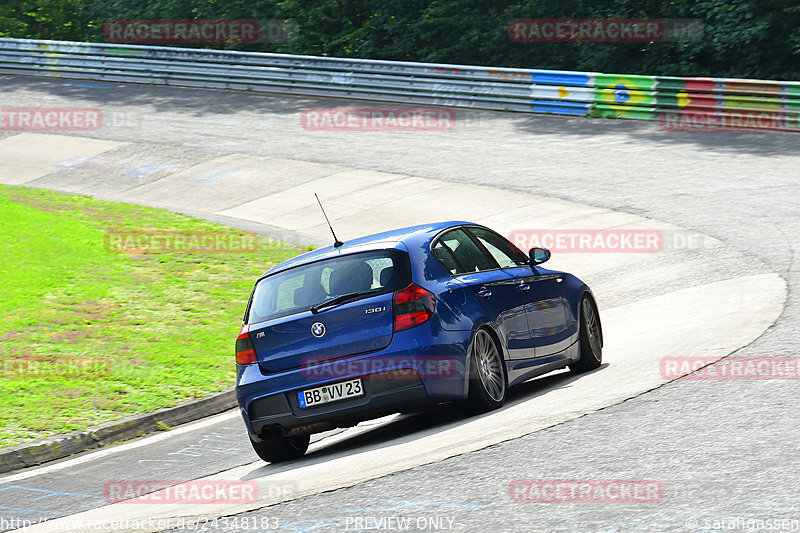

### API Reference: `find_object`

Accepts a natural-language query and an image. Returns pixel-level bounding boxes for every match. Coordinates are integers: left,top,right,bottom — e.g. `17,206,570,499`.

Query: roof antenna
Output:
315,193,344,248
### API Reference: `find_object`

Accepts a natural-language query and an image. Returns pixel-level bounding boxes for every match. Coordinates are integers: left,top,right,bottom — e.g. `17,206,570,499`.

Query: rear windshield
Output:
246,249,411,324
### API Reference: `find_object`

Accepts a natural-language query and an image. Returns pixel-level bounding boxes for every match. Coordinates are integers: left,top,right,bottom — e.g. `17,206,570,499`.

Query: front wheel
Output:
458,328,507,415
249,433,309,463
569,295,603,374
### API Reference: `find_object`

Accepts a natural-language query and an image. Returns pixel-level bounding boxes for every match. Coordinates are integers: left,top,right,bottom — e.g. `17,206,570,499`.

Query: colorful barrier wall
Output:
1,38,798,132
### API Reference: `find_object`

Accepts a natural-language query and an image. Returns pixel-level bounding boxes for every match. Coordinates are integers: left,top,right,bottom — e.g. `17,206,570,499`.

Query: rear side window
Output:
432,241,461,274
432,229,497,275
247,250,411,323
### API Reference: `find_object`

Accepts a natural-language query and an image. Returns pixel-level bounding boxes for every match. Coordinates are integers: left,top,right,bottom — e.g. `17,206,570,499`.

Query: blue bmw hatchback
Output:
236,222,602,462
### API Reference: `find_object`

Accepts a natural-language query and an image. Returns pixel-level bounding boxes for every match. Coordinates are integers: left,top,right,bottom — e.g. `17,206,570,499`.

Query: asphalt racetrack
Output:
0,75,798,533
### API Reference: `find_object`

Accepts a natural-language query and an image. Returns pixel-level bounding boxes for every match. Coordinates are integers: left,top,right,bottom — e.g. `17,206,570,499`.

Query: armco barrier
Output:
1,38,799,131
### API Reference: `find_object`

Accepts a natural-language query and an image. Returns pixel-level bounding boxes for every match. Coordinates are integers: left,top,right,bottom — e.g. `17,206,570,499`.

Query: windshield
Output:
246,249,411,324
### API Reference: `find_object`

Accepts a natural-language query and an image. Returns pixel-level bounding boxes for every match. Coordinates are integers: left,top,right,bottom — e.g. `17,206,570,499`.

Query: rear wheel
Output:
569,295,602,373
249,433,309,463
459,328,507,415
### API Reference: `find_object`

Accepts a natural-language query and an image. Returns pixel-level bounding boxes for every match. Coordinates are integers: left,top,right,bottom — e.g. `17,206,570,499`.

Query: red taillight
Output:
393,283,435,332
235,324,257,365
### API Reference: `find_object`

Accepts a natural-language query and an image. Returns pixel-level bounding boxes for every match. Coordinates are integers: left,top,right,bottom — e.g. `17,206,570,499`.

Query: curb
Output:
0,388,236,475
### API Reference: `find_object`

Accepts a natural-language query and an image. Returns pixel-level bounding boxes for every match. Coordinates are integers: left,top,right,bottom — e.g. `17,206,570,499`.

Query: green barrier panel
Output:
593,74,656,118
656,91,717,111
594,74,657,91
721,95,782,111
785,99,800,112
593,104,656,120
594,88,656,106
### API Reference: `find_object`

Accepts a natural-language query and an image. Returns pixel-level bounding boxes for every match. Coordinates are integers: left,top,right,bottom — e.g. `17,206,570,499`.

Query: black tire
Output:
458,328,507,415
569,295,603,374
249,433,310,463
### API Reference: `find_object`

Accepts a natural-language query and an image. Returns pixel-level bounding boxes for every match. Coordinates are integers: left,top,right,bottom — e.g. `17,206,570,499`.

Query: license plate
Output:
297,379,363,408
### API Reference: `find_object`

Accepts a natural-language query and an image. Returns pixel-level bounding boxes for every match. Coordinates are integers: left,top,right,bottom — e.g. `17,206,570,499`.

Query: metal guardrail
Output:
1,38,799,131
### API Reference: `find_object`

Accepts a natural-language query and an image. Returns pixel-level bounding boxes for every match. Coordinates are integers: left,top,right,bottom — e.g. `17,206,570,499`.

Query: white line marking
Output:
0,411,240,484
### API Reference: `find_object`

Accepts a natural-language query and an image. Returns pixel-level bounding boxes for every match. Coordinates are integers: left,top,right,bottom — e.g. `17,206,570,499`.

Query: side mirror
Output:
529,247,551,266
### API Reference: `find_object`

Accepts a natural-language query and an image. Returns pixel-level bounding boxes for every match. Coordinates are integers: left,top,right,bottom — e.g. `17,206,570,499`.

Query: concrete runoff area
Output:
0,133,126,185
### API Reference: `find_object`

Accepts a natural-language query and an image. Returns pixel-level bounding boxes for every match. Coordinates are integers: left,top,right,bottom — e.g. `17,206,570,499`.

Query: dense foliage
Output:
1,0,798,80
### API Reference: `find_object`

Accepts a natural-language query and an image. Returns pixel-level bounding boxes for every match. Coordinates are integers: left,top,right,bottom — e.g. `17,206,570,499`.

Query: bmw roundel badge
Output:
311,322,326,338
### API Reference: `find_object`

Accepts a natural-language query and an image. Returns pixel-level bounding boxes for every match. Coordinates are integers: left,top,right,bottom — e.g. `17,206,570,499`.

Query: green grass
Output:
0,185,305,448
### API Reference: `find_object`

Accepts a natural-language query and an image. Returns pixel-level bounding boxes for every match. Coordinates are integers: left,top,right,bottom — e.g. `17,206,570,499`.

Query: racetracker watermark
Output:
509,229,662,253
509,229,714,253
509,479,663,503
508,18,703,42
660,110,800,133
661,357,800,381
301,355,458,380
10,517,281,531
103,19,297,43
1,357,112,379
0,107,102,132
300,107,456,131
104,230,261,254
104,480,263,504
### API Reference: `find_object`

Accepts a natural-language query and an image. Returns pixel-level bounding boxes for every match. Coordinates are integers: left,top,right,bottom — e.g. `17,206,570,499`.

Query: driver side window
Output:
466,227,529,268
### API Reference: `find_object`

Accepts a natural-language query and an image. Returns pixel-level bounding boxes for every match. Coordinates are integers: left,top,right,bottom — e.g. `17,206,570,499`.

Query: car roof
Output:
261,220,473,277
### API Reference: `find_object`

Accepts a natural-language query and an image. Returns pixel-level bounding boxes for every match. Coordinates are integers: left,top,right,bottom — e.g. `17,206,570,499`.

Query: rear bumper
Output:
246,371,432,437
236,326,472,437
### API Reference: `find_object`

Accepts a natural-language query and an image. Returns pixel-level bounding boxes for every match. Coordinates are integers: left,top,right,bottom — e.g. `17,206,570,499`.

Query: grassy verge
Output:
0,185,304,448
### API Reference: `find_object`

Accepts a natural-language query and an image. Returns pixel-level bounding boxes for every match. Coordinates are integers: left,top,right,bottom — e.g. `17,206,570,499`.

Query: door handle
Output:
518,283,530,292
477,288,492,298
